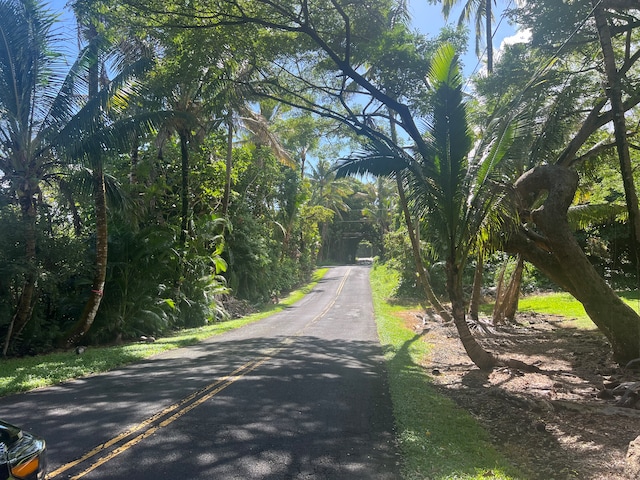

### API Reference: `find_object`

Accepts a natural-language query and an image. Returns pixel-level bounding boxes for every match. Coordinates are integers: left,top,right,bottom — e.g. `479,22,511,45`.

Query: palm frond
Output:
0,0,67,141
55,57,163,161
237,105,295,167
568,203,627,230
335,141,411,178
471,114,516,194
65,110,177,163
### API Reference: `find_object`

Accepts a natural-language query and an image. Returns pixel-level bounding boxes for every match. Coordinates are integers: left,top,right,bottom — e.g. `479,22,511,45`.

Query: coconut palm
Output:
337,44,515,370
441,0,498,72
0,0,167,352
0,0,86,353
308,158,355,261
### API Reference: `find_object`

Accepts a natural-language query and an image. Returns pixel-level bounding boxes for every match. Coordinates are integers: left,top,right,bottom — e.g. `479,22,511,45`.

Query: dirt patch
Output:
400,310,640,479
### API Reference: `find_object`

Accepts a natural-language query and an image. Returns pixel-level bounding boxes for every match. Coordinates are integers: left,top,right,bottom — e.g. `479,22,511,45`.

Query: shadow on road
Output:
1,335,400,480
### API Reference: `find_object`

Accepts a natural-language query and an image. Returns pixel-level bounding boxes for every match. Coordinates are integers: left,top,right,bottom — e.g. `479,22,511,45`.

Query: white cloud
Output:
493,28,532,65
500,28,532,48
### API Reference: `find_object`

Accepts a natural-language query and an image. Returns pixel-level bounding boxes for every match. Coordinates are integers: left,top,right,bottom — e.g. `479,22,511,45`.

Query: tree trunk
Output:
389,111,450,321
59,24,107,349
445,259,498,371
591,1,640,262
179,129,190,248
396,174,452,322
129,135,140,185
468,253,484,321
485,0,493,73
493,255,524,324
3,190,38,356
508,164,640,363
60,159,108,348
222,115,233,218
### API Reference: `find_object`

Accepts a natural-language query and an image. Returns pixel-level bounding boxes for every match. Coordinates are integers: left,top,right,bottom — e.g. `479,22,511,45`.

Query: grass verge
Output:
370,263,521,480
0,268,329,397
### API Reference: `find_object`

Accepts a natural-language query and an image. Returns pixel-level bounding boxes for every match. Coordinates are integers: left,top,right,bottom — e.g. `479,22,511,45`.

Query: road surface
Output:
0,265,400,479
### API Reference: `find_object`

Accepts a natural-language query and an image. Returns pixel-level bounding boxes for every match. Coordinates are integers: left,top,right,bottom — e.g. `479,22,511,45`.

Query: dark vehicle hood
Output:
0,419,46,480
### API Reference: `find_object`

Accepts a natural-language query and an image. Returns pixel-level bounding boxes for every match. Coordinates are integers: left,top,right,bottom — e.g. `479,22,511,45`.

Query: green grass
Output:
517,292,592,328
0,268,329,397
370,263,522,480
514,290,640,330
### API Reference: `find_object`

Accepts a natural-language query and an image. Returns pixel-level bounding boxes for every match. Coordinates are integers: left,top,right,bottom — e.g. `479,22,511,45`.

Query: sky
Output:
49,0,522,78
407,0,522,77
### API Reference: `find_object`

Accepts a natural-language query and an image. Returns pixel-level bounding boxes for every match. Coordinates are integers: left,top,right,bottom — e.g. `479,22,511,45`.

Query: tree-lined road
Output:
0,265,400,479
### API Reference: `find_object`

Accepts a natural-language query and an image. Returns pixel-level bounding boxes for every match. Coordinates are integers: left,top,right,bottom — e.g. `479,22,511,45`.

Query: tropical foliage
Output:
1,0,640,369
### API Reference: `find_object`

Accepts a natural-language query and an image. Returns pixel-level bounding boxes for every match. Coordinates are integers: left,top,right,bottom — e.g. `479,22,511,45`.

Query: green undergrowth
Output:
370,263,522,480
0,268,329,397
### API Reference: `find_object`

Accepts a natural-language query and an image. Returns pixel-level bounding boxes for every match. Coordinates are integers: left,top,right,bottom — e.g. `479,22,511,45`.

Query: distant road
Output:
0,265,400,479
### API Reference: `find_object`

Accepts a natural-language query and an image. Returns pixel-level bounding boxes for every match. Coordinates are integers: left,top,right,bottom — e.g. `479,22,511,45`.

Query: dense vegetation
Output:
1,0,640,366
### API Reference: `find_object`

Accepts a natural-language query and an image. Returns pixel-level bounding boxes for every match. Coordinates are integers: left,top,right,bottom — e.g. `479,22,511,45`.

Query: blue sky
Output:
408,0,520,77
49,0,520,77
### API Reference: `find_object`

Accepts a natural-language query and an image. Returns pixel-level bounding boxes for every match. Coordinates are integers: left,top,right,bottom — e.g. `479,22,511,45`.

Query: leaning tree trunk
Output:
60,159,108,348
446,258,541,372
59,29,107,349
396,174,452,322
389,113,451,322
3,189,38,356
508,164,640,363
493,255,524,324
445,259,498,371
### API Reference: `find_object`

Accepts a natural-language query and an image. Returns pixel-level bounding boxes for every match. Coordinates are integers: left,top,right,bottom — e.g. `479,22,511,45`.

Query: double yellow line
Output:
49,268,351,479
49,351,277,479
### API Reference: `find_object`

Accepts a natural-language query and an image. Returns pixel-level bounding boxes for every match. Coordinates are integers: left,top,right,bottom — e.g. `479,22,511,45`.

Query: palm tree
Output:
0,0,88,353
226,99,295,218
388,113,452,322
337,45,511,370
58,8,177,348
441,0,498,72
309,159,354,261
0,0,169,352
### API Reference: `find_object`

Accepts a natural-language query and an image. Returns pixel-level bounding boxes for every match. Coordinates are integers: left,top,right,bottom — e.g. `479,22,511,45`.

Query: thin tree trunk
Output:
222,115,233,218
59,180,83,236
469,253,484,321
3,191,38,356
591,2,640,262
396,174,452,322
60,159,108,348
179,129,190,248
446,258,540,372
493,255,523,324
493,262,507,323
300,147,307,181
485,0,493,73
129,135,140,185
503,255,524,321
389,112,451,321
59,24,107,348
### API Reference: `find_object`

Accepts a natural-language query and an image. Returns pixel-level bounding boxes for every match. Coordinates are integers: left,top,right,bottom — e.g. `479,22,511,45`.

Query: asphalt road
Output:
0,265,400,479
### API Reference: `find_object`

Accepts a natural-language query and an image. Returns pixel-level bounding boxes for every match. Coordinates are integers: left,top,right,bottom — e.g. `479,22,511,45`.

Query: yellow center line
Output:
47,360,257,479
67,354,276,480
294,267,350,335
49,268,351,479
